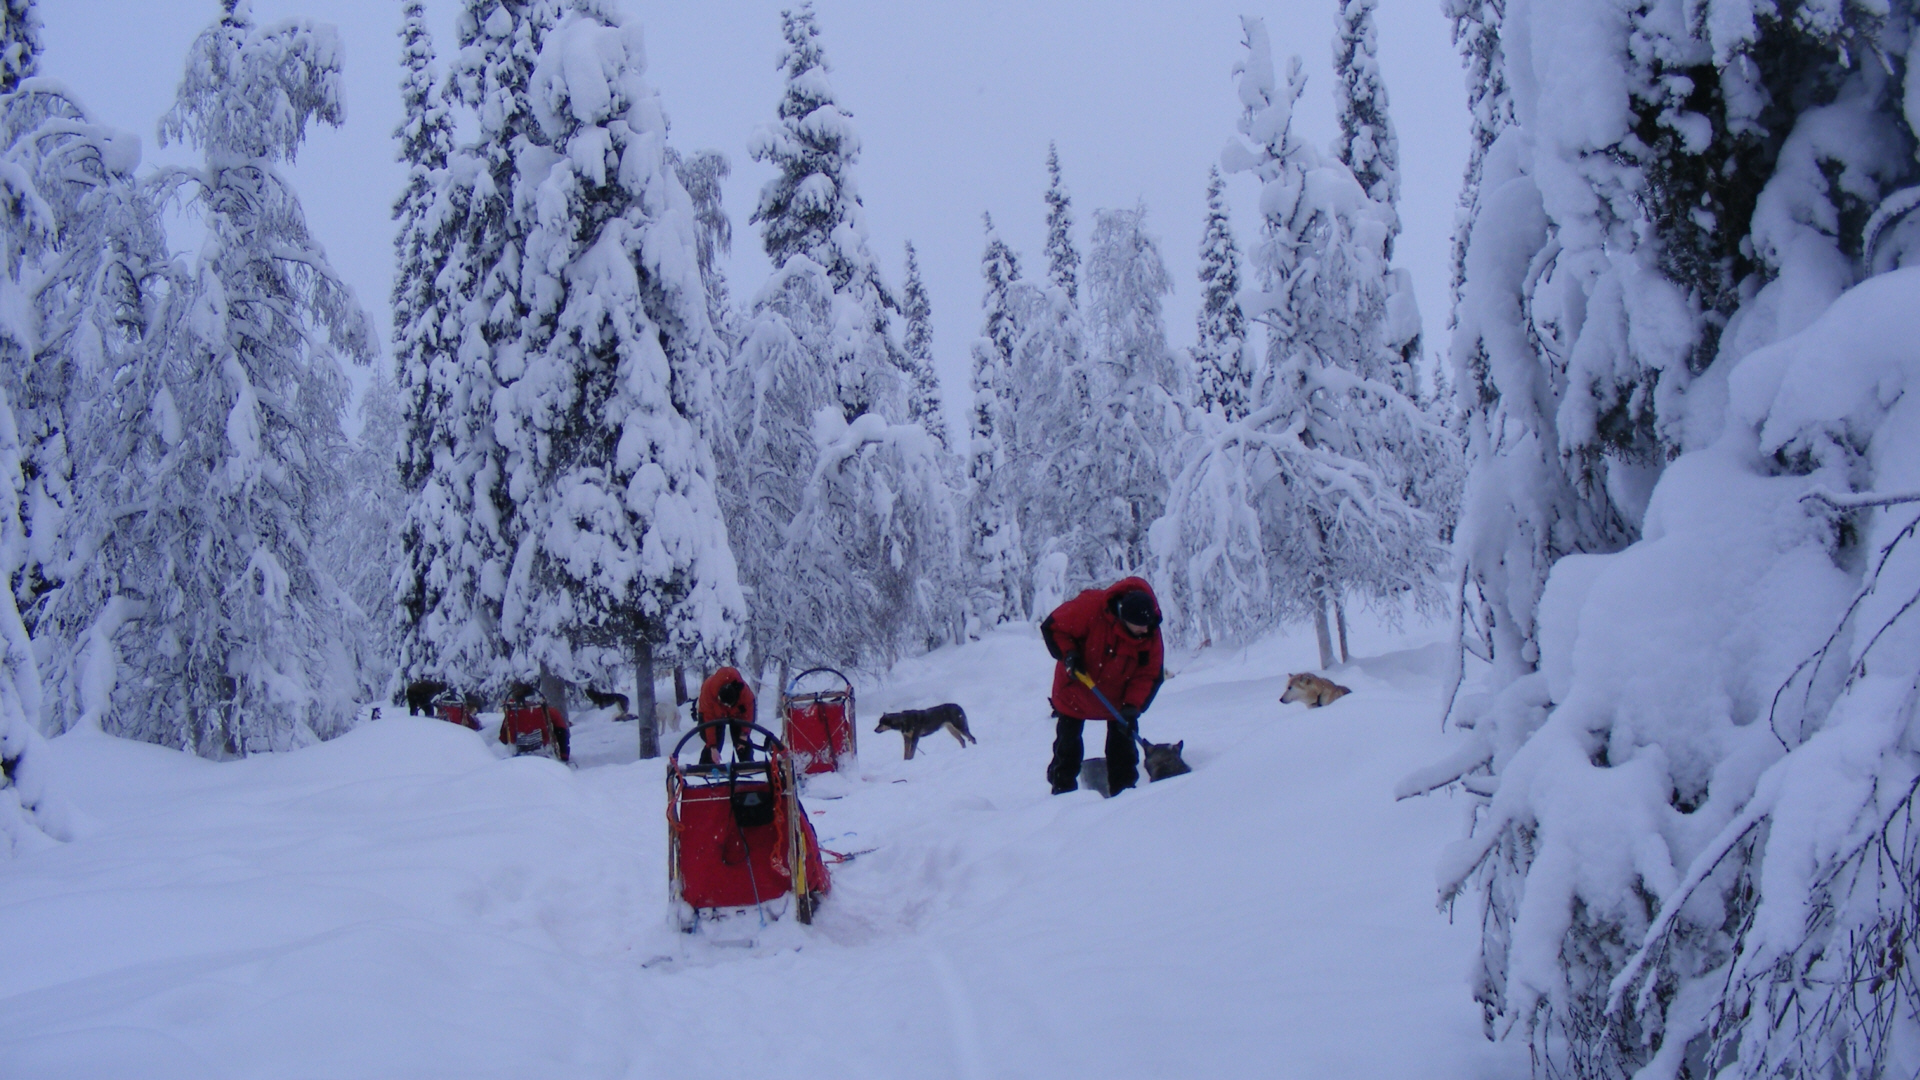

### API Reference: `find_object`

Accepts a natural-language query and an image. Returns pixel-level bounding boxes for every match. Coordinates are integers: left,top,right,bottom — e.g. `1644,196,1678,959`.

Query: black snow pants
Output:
1047,713,1138,794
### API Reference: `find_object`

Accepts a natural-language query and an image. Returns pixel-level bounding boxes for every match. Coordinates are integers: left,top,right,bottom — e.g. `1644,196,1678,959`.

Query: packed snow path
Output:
1,620,1522,1078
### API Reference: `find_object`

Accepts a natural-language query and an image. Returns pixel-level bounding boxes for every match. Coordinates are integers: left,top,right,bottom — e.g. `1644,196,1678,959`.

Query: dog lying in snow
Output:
1142,739,1191,780
1280,673,1351,708
874,703,976,760
1082,740,1192,795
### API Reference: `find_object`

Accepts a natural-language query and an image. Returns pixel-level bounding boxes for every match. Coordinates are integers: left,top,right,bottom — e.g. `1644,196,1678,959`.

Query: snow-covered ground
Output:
0,617,1523,1079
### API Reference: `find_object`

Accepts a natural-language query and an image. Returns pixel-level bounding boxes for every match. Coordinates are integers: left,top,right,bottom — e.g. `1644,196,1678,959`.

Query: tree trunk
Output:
1334,595,1350,665
673,665,689,705
773,656,789,729
1310,576,1336,671
635,636,658,760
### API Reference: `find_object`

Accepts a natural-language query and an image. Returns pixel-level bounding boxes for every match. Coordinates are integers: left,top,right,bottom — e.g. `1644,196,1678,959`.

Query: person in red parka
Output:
696,667,757,765
1039,576,1165,794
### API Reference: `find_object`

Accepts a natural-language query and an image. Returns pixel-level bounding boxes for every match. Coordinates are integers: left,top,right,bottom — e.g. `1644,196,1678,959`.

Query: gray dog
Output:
874,703,976,760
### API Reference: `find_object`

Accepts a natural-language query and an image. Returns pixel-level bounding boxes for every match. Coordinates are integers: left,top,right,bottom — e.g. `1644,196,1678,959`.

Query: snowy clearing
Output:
0,617,1521,1079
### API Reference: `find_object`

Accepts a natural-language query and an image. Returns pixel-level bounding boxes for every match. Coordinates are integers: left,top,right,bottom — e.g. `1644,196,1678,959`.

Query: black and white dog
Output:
874,703,977,760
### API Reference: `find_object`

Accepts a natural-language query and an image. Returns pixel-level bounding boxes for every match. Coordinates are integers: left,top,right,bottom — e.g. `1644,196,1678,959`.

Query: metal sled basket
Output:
781,667,857,776
432,689,479,731
666,721,830,928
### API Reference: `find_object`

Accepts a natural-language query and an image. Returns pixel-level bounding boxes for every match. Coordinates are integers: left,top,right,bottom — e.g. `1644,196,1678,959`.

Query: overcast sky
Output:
40,0,1467,439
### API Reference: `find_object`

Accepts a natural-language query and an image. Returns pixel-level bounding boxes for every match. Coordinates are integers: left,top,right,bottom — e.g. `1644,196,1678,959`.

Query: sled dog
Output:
584,686,630,716
1142,739,1191,781
874,704,976,760
1280,673,1351,708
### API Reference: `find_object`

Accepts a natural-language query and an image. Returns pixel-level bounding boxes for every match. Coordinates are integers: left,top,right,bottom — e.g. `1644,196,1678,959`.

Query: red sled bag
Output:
782,668,856,775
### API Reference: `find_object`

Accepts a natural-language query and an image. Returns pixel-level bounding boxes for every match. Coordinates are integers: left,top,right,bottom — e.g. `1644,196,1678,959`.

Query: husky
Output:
1280,672,1351,708
1142,739,1191,781
874,703,976,760
583,686,630,716
1081,740,1191,796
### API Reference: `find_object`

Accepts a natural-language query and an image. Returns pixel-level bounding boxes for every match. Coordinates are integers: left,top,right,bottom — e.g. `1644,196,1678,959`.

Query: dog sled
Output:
666,720,830,930
781,667,857,776
499,690,568,762
432,688,479,731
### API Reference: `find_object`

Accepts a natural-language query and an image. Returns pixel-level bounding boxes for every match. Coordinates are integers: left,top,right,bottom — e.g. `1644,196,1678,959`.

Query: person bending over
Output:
696,667,757,765
1039,577,1164,795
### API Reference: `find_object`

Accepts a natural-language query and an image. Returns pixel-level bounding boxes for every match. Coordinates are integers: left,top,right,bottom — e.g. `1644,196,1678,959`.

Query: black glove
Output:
1062,651,1083,676
1119,705,1141,726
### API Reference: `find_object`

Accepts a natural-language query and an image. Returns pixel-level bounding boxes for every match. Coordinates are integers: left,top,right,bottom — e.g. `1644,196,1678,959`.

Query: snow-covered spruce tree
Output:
136,0,372,753
391,0,459,693
747,1,904,424
1331,0,1419,397
1441,0,1513,318
1043,141,1080,304
1194,166,1251,421
1155,18,1449,662
900,240,947,449
491,1,744,700
0,0,37,95
1398,4,1920,1077
0,385,64,854
401,0,545,698
1079,205,1181,581
964,214,1026,629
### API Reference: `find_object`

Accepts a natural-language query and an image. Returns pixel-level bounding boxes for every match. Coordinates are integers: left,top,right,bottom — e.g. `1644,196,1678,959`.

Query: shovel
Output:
1070,669,1189,782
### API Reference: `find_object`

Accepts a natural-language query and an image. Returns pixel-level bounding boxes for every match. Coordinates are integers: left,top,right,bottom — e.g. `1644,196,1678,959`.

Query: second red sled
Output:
781,667,857,775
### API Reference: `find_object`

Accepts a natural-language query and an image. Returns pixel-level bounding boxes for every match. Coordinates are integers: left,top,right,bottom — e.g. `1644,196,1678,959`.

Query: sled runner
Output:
781,667,857,775
666,720,830,930
432,689,479,731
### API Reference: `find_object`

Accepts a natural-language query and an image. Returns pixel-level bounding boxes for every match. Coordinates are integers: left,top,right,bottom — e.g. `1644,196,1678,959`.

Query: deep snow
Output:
0,617,1522,1079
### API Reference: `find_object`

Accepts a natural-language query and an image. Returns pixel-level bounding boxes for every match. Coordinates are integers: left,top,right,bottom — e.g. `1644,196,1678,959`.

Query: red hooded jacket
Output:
1040,577,1165,721
697,667,756,749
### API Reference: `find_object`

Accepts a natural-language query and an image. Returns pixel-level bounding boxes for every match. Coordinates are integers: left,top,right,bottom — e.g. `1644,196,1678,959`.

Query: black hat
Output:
717,680,744,706
1117,590,1157,629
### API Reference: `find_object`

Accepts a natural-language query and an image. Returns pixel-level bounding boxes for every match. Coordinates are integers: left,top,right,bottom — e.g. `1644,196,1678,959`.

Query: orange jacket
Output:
697,667,755,746
1040,577,1165,721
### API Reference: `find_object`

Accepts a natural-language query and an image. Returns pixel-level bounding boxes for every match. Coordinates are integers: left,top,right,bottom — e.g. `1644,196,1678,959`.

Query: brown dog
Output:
874,704,976,759
1280,673,1351,708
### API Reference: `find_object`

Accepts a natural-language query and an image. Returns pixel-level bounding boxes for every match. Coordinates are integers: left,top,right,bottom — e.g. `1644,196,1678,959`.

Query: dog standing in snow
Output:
1280,673,1351,708
874,704,976,760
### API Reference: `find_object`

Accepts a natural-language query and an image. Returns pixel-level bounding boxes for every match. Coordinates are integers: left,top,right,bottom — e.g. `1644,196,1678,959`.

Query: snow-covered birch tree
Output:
133,0,372,753
1154,17,1449,662
729,2,952,667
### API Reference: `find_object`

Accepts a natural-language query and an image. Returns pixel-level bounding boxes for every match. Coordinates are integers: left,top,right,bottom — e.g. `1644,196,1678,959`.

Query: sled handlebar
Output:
668,719,788,763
